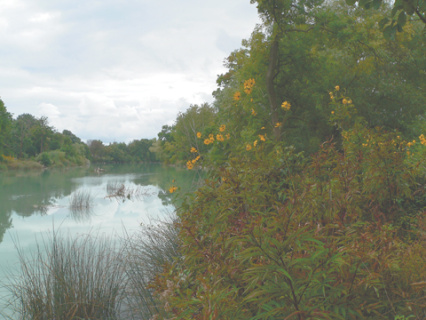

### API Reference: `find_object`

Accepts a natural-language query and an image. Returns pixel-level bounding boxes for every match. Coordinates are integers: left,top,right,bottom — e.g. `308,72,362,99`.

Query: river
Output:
0,164,199,319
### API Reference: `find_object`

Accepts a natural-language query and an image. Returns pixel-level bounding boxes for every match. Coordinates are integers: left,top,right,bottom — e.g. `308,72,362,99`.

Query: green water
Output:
0,164,199,318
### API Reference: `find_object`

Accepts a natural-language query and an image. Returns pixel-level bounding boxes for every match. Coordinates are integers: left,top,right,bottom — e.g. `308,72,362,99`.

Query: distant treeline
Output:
0,99,158,169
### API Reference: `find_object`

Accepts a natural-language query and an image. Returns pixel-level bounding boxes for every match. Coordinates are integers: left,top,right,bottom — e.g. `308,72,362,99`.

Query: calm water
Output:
0,164,198,318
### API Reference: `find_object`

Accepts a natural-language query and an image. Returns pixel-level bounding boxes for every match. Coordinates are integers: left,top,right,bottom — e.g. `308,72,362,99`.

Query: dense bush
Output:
152,90,426,319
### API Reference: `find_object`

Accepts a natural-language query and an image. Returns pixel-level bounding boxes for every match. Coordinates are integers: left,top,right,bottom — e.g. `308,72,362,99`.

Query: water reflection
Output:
0,164,201,246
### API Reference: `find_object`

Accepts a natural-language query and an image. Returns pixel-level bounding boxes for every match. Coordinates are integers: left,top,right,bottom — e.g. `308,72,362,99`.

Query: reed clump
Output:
4,232,127,320
69,189,93,212
2,217,180,320
106,181,155,201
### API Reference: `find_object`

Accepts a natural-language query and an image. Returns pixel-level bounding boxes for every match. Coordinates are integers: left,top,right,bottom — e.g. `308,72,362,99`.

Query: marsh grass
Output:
4,231,127,320
68,190,94,221
122,218,180,319
106,181,156,201
1,217,180,320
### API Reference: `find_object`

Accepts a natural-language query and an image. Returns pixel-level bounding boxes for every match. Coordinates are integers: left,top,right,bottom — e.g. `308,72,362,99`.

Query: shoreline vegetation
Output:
1,220,178,320
0,0,425,319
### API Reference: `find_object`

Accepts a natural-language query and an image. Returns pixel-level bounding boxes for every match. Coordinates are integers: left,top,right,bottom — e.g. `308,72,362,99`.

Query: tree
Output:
62,129,82,144
346,0,426,38
87,140,106,162
0,98,12,157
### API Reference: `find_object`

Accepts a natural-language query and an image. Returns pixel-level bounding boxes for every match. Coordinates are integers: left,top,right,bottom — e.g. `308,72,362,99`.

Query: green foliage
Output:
39,152,51,167
152,95,426,319
152,104,217,164
0,98,13,157
346,0,426,39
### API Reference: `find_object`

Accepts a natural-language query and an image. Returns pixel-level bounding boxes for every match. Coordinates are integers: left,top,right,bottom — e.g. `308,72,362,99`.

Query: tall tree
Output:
0,98,12,156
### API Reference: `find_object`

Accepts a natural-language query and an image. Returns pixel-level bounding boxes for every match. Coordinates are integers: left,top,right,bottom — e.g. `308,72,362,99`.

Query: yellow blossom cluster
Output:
406,140,416,147
244,78,255,94
275,122,282,128
281,101,291,111
216,134,225,142
259,134,266,141
192,155,201,164
251,108,257,116
246,144,252,151
186,160,194,170
190,147,197,153
204,134,215,145
419,134,426,145
219,124,226,132
169,186,177,193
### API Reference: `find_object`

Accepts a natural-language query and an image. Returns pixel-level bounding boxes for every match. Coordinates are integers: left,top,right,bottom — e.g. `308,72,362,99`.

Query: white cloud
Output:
0,0,260,143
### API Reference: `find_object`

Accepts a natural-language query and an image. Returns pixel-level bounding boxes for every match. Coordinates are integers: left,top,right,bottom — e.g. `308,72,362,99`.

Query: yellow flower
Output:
244,78,255,89
419,134,426,145
186,161,194,170
169,186,177,193
219,124,226,132
275,122,282,128
204,138,211,145
190,147,197,153
335,85,340,91
197,132,202,138
226,133,230,140
281,101,291,111
342,98,348,105
216,134,224,142
251,108,257,116
233,91,241,101
348,99,352,104
244,78,255,95
261,127,265,130
330,95,334,100
259,134,266,142
246,144,252,151
331,111,335,114
253,140,258,147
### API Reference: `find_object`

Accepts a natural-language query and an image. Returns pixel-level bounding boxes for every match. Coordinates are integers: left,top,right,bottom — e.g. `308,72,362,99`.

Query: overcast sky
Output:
0,0,260,143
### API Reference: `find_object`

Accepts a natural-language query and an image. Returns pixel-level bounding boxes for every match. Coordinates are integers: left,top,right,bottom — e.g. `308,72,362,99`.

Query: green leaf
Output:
345,0,357,5
372,0,382,9
277,267,293,282
383,25,396,40
378,17,390,29
397,11,407,27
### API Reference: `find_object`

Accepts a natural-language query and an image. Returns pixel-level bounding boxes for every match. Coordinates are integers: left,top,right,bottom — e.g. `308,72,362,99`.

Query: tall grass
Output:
4,231,127,320
2,218,180,320
69,190,93,221
122,218,180,319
